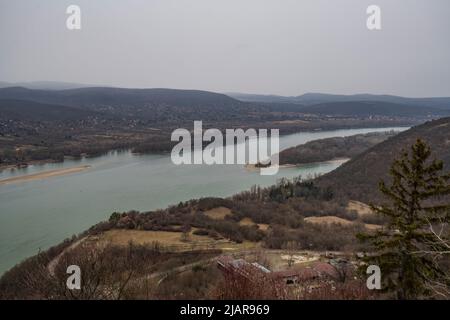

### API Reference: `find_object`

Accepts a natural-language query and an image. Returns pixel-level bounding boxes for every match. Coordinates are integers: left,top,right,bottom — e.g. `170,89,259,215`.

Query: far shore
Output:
244,158,350,172
0,165,91,186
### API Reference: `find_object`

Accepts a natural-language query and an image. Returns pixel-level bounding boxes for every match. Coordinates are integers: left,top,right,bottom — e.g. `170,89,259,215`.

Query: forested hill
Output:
0,87,250,121
278,131,397,165
230,92,450,110
0,87,242,108
0,87,313,123
0,99,104,122
316,117,450,203
297,101,450,117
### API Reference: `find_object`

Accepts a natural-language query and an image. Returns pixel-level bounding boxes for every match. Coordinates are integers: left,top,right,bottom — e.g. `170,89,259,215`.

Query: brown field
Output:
239,217,270,231
347,200,373,216
304,215,381,231
364,224,383,231
203,207,232,220
257,223,270,231
304,216,354,226
97,229,259,252
238,217,254,226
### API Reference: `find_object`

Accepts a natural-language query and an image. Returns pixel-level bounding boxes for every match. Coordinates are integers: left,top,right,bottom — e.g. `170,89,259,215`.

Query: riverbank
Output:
0,126,409,275
244,158,350,172
0,165,91,186
0,121,415,171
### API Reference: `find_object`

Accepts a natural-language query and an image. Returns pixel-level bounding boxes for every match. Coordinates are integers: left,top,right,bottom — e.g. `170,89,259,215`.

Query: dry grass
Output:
347,200,373,216
304,216,354,226
238,217,254,226
239,217,270,231
304,215,381,231
364,224,382,231
204,207,232,220
97,229,259,252
98,229,209,246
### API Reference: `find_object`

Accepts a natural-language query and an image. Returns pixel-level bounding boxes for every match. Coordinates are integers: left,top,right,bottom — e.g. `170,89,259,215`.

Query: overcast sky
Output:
1,0,449,97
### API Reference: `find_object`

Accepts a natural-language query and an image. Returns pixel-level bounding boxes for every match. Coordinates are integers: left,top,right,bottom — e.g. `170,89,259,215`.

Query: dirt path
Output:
124,256,219,291
47,237,88,276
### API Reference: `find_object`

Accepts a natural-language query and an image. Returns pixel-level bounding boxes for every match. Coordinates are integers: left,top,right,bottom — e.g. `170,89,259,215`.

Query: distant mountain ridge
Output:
0,87,242,108
297,101,450,117
0,99,103,122
229,92,450,110
0,81,95,90
0,87,253,122
1,87,448,121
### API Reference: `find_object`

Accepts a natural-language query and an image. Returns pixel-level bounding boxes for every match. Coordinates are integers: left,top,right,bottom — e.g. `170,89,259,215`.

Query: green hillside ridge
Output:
278,131,398,165
317,117,450,203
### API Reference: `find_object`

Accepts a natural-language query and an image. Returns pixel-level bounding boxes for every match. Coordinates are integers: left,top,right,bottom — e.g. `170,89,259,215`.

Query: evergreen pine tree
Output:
358,139,450,299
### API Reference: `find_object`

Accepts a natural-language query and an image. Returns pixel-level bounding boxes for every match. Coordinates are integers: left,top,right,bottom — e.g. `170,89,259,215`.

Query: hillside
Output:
279,131,397,165
298,101,449,117
0,87,251,122
2,88,449,120
0,179,373,299
317,117,450,203
0,86,428,168
230,92,450,109
297,93,450,109
0,81,94,90
0,99,102,122
0,87,240,107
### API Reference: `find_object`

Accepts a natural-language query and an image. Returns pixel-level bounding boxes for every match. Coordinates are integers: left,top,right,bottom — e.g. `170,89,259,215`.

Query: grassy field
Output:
304,215,381,231
238,217,270,231
204,207,270,232
203,207,232,220
304,216,354,226
347,200,373,216
96,229,259,252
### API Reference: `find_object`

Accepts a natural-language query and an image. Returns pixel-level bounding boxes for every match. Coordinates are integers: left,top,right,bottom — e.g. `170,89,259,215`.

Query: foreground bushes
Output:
100,179,367,251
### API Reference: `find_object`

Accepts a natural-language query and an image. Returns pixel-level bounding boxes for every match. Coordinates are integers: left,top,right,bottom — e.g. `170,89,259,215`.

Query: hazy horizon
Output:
3,80,450,99
1,0,450,97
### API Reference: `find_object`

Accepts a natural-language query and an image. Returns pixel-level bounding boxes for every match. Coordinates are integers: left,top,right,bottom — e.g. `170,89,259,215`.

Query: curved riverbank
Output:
0,126,409,275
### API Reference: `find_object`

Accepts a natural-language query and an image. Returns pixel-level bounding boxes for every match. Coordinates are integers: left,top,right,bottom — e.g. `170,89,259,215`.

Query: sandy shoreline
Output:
0,165,91,186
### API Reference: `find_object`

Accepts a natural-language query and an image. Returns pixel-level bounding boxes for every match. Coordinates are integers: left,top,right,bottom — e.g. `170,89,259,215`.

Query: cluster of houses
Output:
216,255,344,286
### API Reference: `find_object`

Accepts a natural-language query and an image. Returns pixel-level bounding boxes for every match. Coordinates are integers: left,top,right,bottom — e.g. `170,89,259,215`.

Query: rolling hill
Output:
229,92,450,110
1,87,447,122
278,131,397,165
0,87,244,109
0,81,94,90
297,101,450,117
0,99,102,122
0,87,257,122
316,117,450,203
1,86,423,168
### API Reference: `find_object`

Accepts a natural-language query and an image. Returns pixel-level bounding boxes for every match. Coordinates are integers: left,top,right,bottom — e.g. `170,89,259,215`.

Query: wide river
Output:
0,127,408,274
